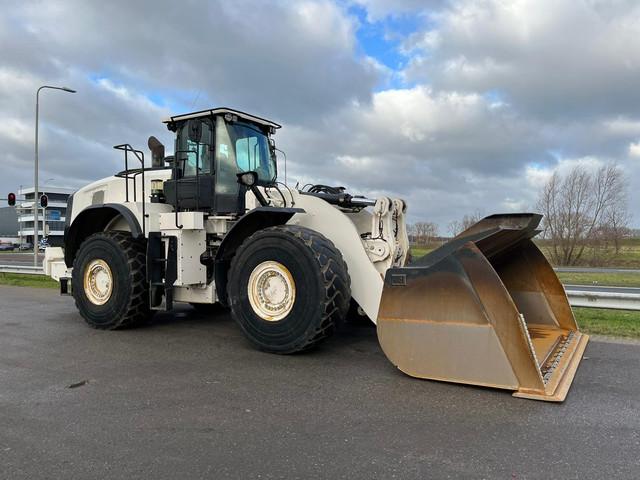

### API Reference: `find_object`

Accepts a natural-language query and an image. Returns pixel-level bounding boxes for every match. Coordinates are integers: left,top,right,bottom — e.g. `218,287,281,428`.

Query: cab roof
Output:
163,107,281,130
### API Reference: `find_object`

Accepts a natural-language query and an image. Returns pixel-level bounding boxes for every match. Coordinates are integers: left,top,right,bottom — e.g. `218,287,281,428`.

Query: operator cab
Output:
162,108,281,214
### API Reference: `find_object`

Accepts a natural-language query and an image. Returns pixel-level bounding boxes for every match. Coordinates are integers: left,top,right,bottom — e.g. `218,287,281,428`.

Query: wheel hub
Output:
247,261,296,321
83,259,113,305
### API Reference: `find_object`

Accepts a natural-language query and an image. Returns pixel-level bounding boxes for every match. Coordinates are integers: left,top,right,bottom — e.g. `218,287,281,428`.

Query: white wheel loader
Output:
44,107,588,402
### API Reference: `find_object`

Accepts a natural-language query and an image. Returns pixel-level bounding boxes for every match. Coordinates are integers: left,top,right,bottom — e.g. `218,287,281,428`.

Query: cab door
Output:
165,118,215,211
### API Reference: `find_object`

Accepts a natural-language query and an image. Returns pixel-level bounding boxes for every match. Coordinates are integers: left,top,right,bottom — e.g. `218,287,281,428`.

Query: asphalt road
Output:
1,286,639,479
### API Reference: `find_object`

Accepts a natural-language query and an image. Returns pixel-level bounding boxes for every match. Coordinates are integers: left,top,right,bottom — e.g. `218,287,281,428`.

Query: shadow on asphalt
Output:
140,304,381,358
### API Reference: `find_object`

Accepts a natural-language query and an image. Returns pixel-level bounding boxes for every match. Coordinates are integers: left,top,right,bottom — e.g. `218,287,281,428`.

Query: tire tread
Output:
72,231,149,329
228,225,350,353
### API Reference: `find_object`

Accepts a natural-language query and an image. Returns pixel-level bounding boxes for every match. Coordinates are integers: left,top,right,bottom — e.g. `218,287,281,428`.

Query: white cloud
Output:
554,156,606,175
0,0,378,192
404,0,640,119
502,198,527,211
0,118,32,146
295,1,356,49
525,165,552,189
1,0,639,229
279,85,550,224
604,118,640,136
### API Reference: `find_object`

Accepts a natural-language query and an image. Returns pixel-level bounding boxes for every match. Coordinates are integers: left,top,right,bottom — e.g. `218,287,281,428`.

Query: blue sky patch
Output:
348,4,424,89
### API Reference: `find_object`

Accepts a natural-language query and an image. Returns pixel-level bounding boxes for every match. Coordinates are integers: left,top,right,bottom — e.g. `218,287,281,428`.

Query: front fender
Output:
214,207,304,305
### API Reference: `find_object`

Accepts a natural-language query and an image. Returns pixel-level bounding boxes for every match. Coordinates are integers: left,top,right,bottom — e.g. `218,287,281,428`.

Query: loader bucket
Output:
377,213,588,402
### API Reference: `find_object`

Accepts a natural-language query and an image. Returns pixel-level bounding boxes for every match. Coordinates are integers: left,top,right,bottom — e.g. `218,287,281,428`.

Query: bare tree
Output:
447,211,483,237
413,222,426,244
424,222,438,244
406,223,417,243
536,163,629,265
604,199,631,254
413,221,439,245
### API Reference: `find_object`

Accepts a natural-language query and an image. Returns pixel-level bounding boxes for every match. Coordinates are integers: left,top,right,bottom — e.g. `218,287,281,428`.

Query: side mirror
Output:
236,171,267,206
237,171,258,187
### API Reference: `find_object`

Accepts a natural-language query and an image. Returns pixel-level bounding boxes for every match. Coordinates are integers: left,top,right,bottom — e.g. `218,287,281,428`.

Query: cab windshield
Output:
214,117,276,185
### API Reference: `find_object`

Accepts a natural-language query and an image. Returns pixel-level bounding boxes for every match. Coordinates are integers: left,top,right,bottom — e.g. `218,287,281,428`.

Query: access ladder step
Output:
146,232,177,312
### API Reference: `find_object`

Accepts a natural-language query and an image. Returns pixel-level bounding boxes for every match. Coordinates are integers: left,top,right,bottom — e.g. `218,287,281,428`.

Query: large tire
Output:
72,231,150,329
227,225,350,353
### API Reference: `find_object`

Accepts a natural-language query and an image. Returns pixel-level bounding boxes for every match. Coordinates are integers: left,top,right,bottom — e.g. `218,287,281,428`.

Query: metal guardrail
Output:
555,267,640,274
565,289,640,311
1,265,640,310
0,265,44,275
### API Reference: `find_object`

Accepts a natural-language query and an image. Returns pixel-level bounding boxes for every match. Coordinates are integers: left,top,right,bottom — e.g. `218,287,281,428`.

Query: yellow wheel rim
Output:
247,261,296,321
83,259,113,305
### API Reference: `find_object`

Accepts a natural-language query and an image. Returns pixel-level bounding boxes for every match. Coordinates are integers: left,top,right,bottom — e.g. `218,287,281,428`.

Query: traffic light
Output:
7,192,16,206
40,194,48,208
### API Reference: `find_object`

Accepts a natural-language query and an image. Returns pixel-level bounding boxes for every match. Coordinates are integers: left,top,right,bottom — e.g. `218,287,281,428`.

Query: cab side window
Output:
179,120,213,177
232,126,273,181
235,137,258,172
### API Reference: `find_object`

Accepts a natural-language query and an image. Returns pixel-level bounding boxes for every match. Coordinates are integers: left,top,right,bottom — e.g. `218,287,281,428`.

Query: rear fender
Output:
64,204,142,267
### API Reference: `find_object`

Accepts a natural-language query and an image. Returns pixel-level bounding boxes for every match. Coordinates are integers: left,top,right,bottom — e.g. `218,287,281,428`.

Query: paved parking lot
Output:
1,285,639,479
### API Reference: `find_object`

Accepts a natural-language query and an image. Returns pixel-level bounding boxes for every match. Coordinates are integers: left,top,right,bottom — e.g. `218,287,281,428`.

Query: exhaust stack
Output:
377,214,588,402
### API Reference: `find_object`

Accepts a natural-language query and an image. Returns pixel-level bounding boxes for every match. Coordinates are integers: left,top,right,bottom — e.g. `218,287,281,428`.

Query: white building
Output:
17,186,74,247
0,206,19,245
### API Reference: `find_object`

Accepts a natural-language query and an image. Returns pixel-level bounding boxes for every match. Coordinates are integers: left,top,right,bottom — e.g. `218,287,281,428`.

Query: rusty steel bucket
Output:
377,214,588,402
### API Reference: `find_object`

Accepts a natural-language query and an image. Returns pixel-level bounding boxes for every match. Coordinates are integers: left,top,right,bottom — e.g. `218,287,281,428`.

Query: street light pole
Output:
34,85,76,266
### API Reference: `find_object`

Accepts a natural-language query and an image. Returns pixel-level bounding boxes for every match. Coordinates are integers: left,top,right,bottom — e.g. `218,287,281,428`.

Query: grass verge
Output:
0,273,59,289
557,272,640,288
410,247,435,259
537,241,640,269
574,308,640,339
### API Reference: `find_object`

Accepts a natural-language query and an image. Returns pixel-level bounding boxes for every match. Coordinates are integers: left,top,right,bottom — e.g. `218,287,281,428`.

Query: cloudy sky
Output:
1,0,639,228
